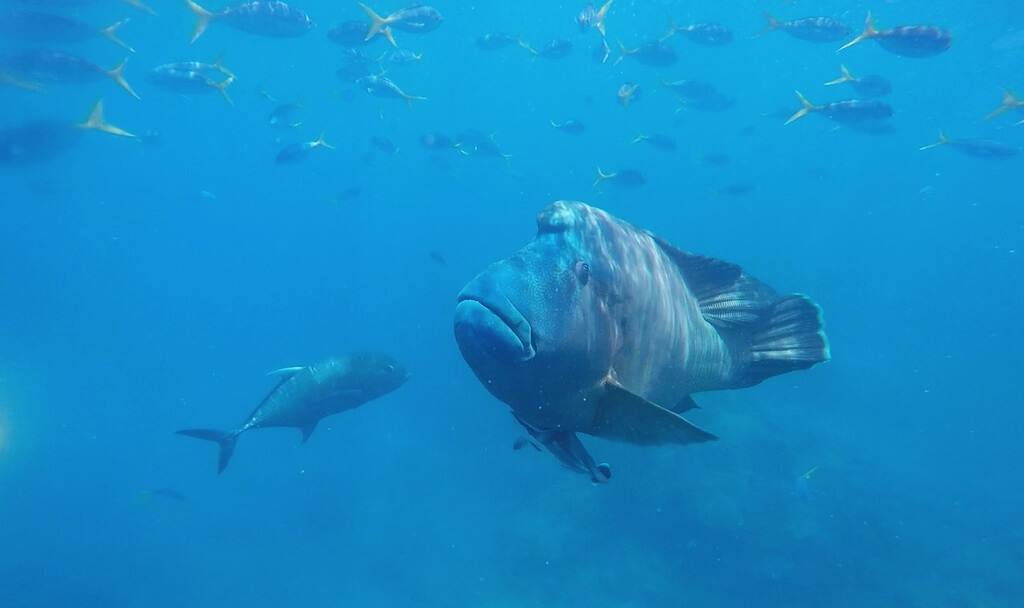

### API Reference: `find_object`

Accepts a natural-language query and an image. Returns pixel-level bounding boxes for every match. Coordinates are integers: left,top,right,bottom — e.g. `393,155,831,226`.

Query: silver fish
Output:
177,353,407,473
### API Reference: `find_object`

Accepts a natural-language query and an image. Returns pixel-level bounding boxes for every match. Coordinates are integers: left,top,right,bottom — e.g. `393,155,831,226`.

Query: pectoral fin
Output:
589,383,717,446
300,421,318,443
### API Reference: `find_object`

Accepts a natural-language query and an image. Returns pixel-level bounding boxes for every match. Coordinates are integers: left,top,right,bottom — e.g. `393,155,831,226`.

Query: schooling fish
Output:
984,90,1024,124
360,2,443,47
615,40,677,67
631,133,677,151
576,0,613,37
617,82,640,108
824,64,892,98
919,131,1020,160
185,0,314,44
526,39,572,60
327,20,375,47
275,133,333,164
663,21,733,46
550,119,585,135
148,60,234,104
0,50,139,99
0,99,134,166
761,13,850,42
664,79,735,112
838,12,951,57
455,129,510,161
268,101,302,128
475,32,521,51
785,91,892,126
593,167,645,188
386,48,422,65
335,48,378,83
453,202,829,481
9,0,155,15
419,130,455,150
0,10,135,52
357,73,426,105
177,354,408,473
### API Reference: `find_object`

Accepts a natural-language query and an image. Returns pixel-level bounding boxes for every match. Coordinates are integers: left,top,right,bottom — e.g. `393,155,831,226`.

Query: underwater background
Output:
2,0,1023,606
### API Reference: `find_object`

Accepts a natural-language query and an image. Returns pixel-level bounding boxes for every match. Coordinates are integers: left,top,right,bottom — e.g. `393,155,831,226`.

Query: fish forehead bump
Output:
535,201,610,235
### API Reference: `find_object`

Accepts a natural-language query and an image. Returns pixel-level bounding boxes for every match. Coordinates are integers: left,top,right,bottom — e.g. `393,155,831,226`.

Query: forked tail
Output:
177,428,239,474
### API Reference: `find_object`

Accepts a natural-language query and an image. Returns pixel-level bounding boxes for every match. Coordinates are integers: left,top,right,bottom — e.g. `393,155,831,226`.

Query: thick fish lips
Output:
454,291,536,364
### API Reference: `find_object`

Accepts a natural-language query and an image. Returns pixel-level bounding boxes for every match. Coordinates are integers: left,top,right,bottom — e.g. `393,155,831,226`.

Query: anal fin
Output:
589,383,717,446
300,421,318,443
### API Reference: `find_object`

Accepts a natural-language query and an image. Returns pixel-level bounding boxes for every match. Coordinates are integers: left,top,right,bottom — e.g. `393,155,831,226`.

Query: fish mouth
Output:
454,295,536,363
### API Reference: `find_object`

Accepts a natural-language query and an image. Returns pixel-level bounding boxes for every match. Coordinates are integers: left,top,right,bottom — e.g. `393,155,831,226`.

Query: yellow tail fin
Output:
837,11,877,53
186,0,214,44
312,133,334,150
784,90,817,125
122,0,156,15
613,40,632,66
100,19,135,53
213,75,234,105
660,18,678,42
595,0,613,37
517,39,539,56
758,12,779,36
593,166,617,187
78,100,136,138
359,3,397,46
106,58,140,100
919,130,950,151
984,89,1021,120
824,64,854,86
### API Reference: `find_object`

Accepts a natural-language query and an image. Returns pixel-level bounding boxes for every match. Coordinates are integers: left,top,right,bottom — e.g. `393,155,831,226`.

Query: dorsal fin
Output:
652,235,773,327
267,366,305,379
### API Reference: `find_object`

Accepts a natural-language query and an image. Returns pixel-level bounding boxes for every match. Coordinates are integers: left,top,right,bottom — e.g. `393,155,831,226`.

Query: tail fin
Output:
122,0,156,15
101,19,135,53
359,3,397,47
402,92,427,106
784,90,816,125
177,428,239,474
984,89,1021,120
837,11,876,53
105,57,140,100
517,38,539,56
186,0,214,44
736,295,830,387
758,12,779,36
593,166,616,187
919,130,950,151
613,40,634,66
824,64,854,86
78,100,136,138
312,132,334,150
213,75,234,105
660,18,678,42
594,0,613,37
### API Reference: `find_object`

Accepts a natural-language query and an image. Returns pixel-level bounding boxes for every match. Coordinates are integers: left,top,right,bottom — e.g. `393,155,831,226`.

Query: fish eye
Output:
574,260,591,286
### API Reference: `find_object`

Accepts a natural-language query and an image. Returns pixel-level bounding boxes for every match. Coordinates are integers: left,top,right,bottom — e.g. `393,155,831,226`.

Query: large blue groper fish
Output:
454,202,830,483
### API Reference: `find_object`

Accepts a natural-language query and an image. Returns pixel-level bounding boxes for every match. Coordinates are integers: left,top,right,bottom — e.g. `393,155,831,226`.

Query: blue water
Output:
2,1,1023,606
